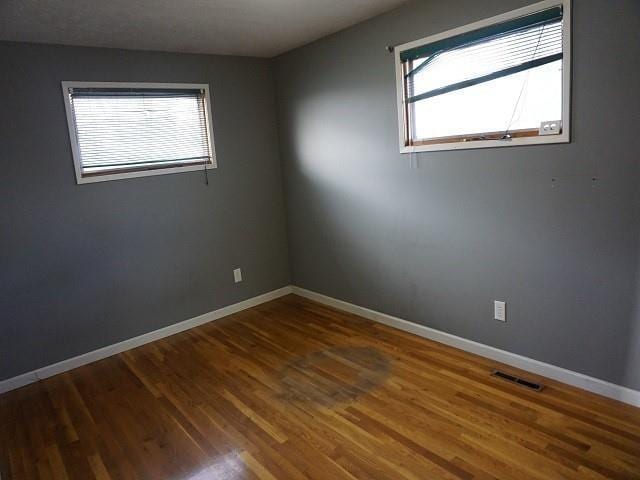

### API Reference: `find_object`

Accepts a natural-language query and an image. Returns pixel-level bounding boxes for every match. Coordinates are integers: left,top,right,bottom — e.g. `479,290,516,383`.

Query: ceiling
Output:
0,0,408,58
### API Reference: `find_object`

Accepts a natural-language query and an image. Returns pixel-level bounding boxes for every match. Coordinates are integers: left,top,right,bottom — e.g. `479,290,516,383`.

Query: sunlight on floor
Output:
184,452,246,480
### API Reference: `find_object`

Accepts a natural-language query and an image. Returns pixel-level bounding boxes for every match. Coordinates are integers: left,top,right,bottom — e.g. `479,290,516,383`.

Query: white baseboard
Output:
4,284,639,408
292,286,640,408
0,286,293,395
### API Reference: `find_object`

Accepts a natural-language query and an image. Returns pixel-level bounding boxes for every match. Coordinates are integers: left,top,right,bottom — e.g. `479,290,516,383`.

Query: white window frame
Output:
394,0,571,154
61,81,217,184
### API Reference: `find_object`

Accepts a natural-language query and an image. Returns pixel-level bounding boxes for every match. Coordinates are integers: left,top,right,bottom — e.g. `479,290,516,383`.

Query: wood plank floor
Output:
1,294,640,479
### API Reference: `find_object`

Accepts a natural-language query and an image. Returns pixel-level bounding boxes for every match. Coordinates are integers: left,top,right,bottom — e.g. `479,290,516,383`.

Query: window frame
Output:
61,81,217,184
394,0,571,154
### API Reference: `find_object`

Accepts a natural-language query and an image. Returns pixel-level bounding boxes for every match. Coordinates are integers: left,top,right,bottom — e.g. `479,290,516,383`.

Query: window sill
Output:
76,161,217,184
400,132,569,154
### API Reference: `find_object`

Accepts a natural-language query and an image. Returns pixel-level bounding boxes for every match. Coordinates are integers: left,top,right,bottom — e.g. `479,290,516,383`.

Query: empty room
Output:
1,0,640,478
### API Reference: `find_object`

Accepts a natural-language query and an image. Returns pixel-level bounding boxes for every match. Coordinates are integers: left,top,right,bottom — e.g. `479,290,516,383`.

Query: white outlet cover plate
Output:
494,301,506,322
233,268,242,283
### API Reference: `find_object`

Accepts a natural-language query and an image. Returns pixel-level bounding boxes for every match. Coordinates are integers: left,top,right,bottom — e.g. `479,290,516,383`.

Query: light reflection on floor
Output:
183,451,246,480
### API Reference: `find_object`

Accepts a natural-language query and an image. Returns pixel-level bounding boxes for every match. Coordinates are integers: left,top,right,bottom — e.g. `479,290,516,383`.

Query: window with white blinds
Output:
62,82,215,184
394,0,570,153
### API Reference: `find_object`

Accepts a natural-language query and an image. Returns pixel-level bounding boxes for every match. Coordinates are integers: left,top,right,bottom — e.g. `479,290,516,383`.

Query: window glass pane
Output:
411,60,562,140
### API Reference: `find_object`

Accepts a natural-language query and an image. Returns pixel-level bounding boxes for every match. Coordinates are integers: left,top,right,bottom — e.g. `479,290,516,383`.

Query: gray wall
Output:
0,42,290,381
275,0,640,389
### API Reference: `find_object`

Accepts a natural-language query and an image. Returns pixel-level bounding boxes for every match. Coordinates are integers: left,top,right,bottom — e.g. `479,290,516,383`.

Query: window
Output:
394,0,570,152
62,82,216,184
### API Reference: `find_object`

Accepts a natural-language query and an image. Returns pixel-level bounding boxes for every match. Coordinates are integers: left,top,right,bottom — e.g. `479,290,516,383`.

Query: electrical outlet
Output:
233,268,242,283
539,120,562,136
494,301,506,322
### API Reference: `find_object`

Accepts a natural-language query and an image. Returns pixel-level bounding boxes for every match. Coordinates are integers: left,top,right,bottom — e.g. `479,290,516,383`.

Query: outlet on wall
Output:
494,300,506,322
233,268,242,283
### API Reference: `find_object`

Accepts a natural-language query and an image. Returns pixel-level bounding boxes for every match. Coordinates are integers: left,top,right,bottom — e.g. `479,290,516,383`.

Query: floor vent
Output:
491,370,543,392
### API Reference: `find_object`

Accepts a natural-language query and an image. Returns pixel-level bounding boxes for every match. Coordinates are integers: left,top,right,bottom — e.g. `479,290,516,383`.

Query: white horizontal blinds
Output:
70,88,212,176
405,12,563,103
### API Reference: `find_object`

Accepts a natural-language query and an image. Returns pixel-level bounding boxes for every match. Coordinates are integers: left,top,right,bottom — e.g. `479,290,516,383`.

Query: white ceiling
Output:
0,0,408,58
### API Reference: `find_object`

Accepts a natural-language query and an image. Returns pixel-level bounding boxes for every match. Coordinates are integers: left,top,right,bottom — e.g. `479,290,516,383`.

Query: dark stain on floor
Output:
277,346,391,406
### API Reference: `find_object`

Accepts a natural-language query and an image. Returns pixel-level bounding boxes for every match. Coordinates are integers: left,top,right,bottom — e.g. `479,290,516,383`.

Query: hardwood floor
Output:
1,294,640,479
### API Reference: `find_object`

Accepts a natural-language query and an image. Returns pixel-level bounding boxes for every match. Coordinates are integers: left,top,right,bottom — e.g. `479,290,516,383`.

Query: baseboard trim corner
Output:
0,285,293,395
291,286,640,408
